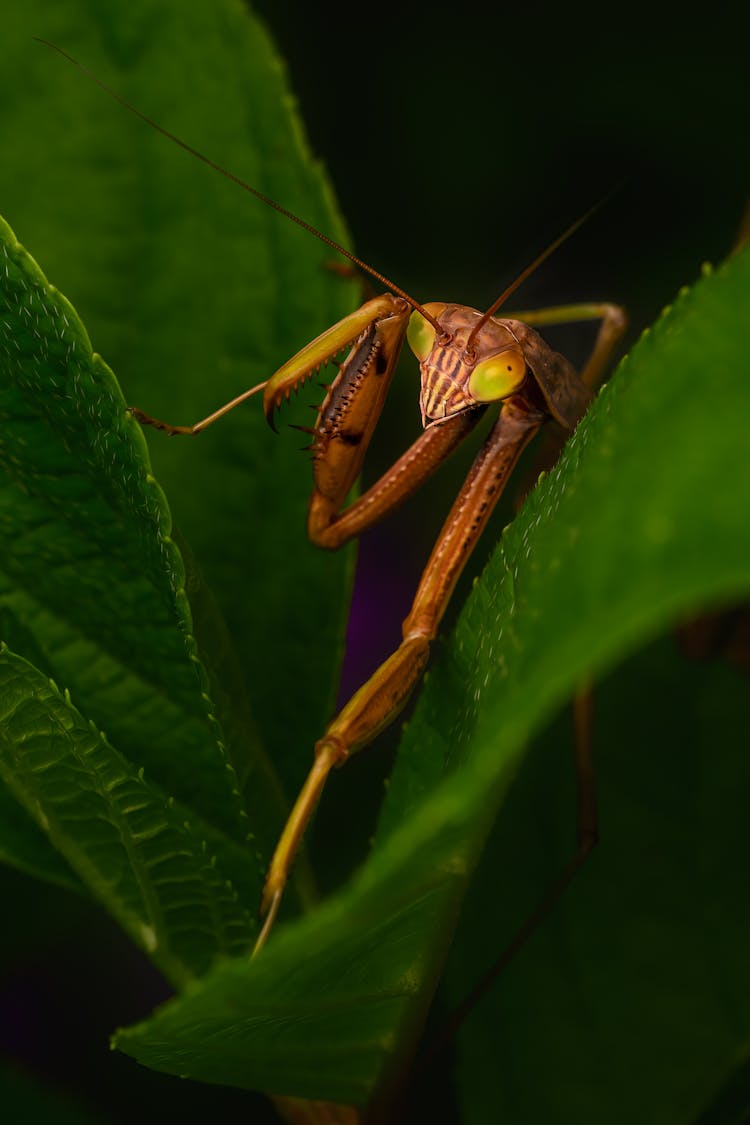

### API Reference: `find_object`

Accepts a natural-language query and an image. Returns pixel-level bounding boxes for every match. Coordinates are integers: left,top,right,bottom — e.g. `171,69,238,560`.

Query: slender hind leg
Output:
510,301,627,389
422,680,598,1061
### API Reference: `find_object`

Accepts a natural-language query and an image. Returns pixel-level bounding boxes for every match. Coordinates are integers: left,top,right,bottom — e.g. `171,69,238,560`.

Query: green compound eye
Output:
468,347,527,403
407,310,436,360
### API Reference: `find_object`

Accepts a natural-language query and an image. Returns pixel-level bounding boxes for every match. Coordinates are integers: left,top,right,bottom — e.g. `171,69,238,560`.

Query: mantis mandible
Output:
39,41,627,957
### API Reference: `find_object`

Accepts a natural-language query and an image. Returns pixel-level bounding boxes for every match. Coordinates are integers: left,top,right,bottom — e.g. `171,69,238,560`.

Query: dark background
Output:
2,2,748,1122
251,0,749,696
254,2,747,319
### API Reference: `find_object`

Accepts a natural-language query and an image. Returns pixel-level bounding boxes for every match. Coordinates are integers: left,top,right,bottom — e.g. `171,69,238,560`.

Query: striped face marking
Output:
407,304,527,427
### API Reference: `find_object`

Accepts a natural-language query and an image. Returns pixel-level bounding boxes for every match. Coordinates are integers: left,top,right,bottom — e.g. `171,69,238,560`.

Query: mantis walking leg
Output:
256,399,546,950
509,302,627,389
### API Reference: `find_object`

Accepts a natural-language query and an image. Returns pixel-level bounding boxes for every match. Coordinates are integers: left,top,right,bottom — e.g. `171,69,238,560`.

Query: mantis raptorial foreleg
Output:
131,293,412,437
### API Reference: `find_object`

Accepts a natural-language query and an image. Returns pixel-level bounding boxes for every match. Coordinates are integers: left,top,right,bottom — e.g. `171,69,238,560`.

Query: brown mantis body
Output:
250,293,625,948
39,40,626,956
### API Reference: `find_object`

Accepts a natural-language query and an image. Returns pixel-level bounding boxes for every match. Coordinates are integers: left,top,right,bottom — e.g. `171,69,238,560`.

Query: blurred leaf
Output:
114,248,750,1105
446,638,750,1124
0,776,80,892
0,606,82,888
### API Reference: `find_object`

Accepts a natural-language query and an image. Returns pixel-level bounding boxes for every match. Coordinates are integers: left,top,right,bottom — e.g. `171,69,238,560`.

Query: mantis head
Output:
407,303,527,428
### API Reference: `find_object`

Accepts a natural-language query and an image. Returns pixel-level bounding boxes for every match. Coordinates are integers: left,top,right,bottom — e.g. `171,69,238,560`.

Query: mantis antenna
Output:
37,40,613,351
465,201,609,352
34,38,445,334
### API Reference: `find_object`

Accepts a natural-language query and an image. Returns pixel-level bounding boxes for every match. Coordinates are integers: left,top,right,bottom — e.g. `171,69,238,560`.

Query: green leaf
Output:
114,250,750,1105
0,211,248,845
0,0,356,809
448,638,750,1124
0,646,256,986
0,2,356,885
0,603,82,890
0,775,80,892
4,3,748,1116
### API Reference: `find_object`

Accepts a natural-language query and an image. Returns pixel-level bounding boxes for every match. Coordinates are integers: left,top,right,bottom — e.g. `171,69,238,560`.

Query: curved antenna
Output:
35,38,444,333
466,201,607,351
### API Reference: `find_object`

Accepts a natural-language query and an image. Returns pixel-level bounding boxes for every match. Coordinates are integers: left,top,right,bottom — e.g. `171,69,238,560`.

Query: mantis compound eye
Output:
468,347,527,403
407,309,436,360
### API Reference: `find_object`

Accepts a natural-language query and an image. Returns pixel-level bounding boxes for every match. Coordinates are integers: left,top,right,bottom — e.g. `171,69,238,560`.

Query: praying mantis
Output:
39,41,626,959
